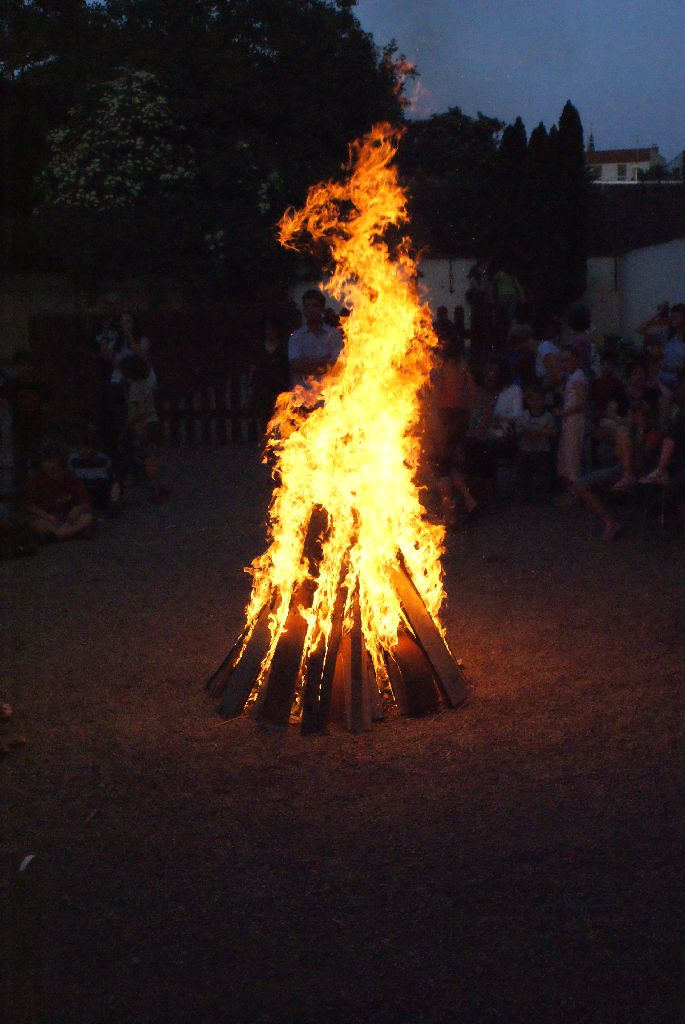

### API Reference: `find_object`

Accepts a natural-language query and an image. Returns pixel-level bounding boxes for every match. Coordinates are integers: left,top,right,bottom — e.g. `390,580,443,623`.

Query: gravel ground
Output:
2,445,684,1024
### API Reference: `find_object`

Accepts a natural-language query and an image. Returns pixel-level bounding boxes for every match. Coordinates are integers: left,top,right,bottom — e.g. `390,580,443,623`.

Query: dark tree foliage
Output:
553,99,587,307
488,102,588,318
399,99,588,319
5,3,589,317
2,0,111,268
489,115,527,250
5,0,405,292
397,107,503,255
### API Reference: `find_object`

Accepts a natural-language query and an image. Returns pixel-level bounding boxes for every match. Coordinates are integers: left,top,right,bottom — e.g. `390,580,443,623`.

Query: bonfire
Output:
208,124,467,732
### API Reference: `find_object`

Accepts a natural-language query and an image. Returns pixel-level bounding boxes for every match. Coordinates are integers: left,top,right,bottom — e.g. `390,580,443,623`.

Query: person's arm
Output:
289,356,331,375
637,303,669,336
558,378,587,418
510,386,524,419
541,351,559,382
22,478,56,521
72,475,92,509
541,412,557,437
288,332,324,376
515,413,534,441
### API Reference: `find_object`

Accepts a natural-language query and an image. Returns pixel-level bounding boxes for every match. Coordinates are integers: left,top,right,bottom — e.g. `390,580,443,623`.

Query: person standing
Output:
556,345,588,490
249,316,290,432
287,290,343,405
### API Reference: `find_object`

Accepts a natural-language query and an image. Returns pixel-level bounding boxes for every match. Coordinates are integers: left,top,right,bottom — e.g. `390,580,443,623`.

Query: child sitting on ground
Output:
24,440,94,541
572,400,661,541
515,385,556,499
67,425,114,513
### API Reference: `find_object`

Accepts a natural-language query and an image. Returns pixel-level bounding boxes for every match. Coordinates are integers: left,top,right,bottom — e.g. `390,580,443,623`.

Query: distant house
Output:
586,134,665,183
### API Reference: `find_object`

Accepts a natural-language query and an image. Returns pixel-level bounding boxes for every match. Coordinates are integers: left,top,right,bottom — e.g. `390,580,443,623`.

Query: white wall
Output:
616,237,685,340
591,162,648,183
414,258,473,315
292,246,682,347
289,257,474,321
583,257,620,337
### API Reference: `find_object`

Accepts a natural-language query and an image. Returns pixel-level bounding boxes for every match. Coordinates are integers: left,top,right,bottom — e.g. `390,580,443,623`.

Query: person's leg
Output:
54,505,94,540
449,467,478,513
26,509,59,538
436,473,457,527
144,455,169,499
611,426,636,489
572,465,622,539
639,437,675,483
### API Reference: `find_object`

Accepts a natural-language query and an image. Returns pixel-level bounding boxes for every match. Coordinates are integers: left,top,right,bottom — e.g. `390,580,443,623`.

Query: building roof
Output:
587,148,656,164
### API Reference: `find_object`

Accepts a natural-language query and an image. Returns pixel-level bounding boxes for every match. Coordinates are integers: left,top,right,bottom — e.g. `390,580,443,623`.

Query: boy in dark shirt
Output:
591,353,626,417
24,441,94,541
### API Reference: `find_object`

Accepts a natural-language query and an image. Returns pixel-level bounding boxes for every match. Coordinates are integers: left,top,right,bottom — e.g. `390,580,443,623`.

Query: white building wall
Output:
592,161,649,183
293,256,618,334
414,257,473,315
616,237,685,340
289,257,475,322
583,257,620,337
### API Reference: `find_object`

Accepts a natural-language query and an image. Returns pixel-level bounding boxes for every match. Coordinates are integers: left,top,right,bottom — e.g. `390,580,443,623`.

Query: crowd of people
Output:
428,295,685,541
2,288,684,559
0,311,168,557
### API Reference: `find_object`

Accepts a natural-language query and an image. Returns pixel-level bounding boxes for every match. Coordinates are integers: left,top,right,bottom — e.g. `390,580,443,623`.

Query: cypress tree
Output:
555,100,587,308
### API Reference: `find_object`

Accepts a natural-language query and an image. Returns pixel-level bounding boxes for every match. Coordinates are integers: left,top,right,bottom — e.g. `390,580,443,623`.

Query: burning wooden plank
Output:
253,506,328,728
214,607,272,718
301,560,350,734
386,629,441,717
391,559,468,709
344,587,373,733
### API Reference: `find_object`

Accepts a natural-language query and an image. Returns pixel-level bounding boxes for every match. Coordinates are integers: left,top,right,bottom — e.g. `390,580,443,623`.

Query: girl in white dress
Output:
556,345,588,484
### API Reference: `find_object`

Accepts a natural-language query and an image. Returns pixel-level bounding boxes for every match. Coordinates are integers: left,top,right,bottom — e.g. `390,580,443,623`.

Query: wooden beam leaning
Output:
216,604,273,718
256,507,329,729
301,561,350,735
390,559,468,709
386,628,440,717
344,587,372,733
206,625,248,698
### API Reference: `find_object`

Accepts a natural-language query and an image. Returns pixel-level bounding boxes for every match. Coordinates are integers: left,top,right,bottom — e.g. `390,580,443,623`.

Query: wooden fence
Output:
158,373,262,446
27,303,298,446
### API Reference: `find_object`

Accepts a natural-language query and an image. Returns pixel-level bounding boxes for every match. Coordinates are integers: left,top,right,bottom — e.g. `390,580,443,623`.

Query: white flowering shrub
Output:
257,171,284,216
39,68,197,210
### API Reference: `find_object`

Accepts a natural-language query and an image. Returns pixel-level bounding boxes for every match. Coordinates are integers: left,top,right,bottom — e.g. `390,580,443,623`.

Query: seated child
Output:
24,440,94,541
639,368,685,532
515,385,556,498
67,425,113,513
572,400,660,541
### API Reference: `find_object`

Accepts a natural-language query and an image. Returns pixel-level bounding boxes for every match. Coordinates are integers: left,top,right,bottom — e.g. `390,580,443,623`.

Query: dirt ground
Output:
2,444,683,1024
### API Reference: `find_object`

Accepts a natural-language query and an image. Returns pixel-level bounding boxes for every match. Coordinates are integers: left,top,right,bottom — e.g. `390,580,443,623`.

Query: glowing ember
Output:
225,123,456,724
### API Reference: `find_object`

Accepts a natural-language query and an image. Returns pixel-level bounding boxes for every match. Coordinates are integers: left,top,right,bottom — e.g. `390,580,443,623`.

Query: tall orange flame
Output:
242,123,445,709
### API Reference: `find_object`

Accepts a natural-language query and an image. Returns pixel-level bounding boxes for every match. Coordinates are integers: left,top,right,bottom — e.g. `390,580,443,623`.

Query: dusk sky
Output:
355,0,685,162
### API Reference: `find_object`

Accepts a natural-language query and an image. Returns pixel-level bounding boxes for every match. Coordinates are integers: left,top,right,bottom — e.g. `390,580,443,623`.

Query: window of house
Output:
617,163,627,180
589,165,602,180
